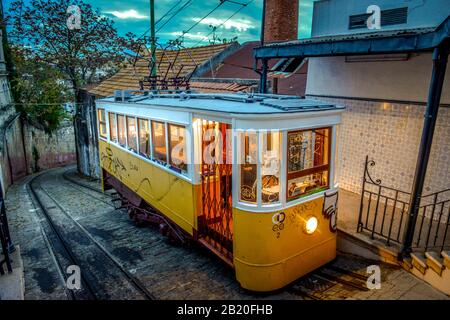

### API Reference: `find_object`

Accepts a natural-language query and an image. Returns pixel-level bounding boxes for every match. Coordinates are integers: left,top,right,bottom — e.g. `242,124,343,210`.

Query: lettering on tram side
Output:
322,191,338,232
271,212,286,238
129,162,138,171
288,201,318,229
101,146,127,179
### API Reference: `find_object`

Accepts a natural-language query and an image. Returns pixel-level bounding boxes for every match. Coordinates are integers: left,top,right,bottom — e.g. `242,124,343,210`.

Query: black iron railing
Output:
414,188,450,251
357,156,450,252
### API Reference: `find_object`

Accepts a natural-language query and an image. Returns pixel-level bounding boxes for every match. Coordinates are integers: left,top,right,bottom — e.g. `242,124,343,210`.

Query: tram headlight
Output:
304,216,318,234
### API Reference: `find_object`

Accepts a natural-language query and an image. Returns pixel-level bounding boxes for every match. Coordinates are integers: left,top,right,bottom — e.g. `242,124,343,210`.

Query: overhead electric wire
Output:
173,1,225,42
192,0,254,47
135,0,190,41
156,0,193,33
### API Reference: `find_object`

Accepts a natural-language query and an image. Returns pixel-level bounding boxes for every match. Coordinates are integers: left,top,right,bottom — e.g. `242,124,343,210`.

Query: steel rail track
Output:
62,168,373,299
30,172,156,300
62,169,106,195
39,183,156,300
27,174,98,300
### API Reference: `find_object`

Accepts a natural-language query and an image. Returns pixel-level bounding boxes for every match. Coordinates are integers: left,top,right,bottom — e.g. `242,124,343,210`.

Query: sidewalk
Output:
0,245,25,300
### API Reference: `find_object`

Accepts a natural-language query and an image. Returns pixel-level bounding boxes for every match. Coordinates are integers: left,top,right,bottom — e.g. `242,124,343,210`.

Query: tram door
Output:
199,121,233,262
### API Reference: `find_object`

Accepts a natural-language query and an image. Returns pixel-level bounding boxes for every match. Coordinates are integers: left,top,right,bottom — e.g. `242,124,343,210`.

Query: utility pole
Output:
150,0,157,77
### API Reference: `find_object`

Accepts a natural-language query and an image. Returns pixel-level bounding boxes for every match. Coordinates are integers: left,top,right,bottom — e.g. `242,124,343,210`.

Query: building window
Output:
239,131,258,203
109,113,117,143
152,121,167,163
126,116,138,152
117,114,126,147
168,124,187,172
287,127,330,201
138,118,150,157
97,108,107,139
261,131,281,204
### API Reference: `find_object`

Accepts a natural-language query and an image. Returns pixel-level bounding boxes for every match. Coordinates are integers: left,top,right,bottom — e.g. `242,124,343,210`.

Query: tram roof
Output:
97,92,345,115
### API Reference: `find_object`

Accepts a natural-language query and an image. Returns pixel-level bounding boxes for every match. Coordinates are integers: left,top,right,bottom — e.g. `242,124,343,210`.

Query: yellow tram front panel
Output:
99,140,198,235
233,197,337,292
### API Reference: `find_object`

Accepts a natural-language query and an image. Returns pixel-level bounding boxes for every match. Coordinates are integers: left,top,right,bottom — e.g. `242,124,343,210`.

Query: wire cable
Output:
172,0,235,45
192,0,254,47
156,0,193,33
136,0,191,41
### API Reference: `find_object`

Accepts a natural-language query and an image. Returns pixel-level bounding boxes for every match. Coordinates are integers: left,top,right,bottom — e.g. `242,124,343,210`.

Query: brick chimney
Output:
263,0,299,42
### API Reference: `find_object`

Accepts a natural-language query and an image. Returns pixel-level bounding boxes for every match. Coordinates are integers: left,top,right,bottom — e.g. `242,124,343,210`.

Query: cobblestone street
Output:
5,166,449,300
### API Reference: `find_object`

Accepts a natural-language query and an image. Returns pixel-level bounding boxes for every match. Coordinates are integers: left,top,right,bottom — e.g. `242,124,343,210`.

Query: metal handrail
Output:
357,156,450,252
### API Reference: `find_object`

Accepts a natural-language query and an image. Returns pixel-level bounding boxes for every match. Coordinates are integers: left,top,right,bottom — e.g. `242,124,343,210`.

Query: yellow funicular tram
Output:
96,91,344,292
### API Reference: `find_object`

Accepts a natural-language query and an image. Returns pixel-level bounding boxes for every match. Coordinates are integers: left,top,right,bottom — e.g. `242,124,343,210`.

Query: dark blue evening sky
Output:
5,0,317,47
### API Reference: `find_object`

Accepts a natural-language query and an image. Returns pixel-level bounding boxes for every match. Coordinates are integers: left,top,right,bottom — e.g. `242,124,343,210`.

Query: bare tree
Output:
8,0,133,101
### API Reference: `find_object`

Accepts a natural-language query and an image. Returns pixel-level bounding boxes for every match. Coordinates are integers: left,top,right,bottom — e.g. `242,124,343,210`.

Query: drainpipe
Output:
401,44,449,258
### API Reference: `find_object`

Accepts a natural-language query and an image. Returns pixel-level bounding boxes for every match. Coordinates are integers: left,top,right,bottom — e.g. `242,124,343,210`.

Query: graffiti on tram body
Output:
101,146,127,179
322,191,338,232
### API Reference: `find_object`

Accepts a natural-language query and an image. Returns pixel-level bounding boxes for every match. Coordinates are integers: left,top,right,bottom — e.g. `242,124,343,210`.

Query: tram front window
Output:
261,131,281,204
169,124,187,172
152,121,167,163
239,131,257,203
127,116,138,152
117,115,126,147
287,127,330,201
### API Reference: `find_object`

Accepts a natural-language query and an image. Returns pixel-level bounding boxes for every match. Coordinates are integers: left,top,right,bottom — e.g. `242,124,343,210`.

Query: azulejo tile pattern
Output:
308,96,450,196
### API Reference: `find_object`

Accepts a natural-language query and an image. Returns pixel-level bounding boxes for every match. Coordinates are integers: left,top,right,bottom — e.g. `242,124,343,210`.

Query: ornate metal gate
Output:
199,121,233,263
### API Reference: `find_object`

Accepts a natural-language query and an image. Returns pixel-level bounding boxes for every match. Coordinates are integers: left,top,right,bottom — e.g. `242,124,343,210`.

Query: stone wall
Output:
0,105,20,194
308,96,450,195
23,121,76,172
0,106,76,194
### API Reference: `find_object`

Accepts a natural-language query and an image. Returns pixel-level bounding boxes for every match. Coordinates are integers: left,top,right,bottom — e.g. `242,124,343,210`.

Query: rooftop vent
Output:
349,7,408,30
114,90,132,102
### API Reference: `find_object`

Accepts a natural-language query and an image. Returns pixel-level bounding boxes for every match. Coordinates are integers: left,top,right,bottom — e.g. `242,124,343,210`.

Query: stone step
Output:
411,253,428,275
425,252,445,276
442,251,450,269
401,257,413,271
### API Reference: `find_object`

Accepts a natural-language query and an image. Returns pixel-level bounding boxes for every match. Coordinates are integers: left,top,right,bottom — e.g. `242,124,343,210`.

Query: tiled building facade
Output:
309,96,450,196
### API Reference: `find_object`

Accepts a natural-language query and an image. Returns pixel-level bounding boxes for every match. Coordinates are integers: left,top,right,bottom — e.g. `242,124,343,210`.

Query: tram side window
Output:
117,115,126,147
109,113,118,143
239,131,257,203
168,124,187,172
97,108,107,139
287,127,330,201
261,131,281,204
127,116,138,152
152,121,167,163
138,118,150,157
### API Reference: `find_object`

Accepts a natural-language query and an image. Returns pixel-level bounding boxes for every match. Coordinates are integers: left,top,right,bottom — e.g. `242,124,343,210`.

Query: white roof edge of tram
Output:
96,92,346,116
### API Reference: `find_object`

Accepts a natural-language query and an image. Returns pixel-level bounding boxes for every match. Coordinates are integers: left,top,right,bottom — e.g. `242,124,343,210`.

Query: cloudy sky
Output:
6,0,317,47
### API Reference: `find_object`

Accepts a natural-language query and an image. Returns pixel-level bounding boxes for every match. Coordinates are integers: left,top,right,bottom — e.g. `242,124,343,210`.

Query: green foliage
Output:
11,46,71,133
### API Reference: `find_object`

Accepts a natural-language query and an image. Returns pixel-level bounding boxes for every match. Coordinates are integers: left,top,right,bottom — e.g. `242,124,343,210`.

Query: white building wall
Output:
306,53,450,104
